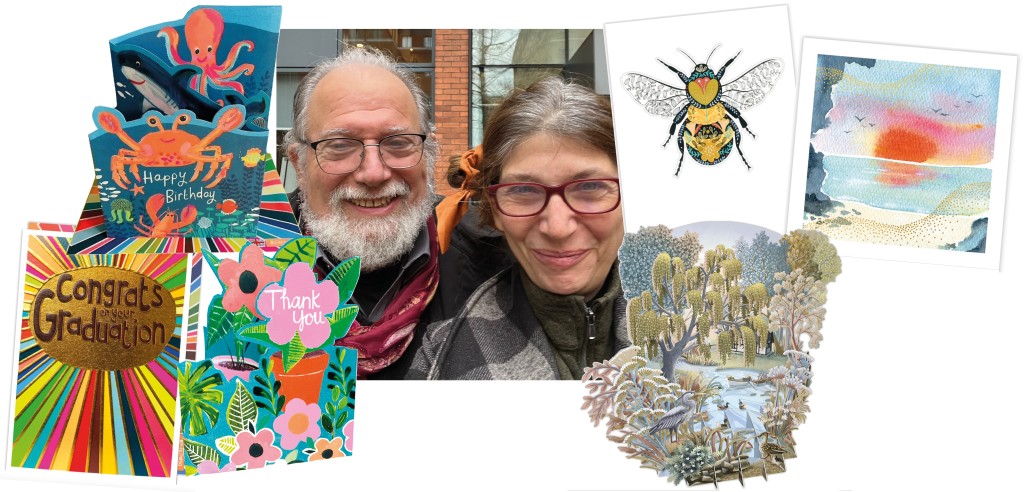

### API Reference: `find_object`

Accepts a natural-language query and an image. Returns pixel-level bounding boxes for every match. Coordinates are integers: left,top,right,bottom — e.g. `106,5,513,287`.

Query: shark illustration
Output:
113,48,269,131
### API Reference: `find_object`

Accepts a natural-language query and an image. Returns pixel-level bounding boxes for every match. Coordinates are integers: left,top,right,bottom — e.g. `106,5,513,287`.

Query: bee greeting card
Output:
787,39,1017,269
604,6,797,234
8,228,188,478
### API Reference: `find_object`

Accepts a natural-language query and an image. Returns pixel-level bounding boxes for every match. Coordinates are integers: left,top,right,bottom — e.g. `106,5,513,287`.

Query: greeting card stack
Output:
8,6,359,483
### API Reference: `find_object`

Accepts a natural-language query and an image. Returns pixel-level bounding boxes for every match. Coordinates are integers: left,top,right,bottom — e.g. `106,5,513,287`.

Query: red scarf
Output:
326,217,440,377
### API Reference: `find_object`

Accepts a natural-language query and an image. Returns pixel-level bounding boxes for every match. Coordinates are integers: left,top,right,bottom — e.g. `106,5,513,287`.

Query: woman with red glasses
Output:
407,77,628,380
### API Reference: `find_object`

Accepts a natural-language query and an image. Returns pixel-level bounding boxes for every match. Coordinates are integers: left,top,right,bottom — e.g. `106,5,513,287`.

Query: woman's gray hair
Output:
282,44,438,171
473,76,615,226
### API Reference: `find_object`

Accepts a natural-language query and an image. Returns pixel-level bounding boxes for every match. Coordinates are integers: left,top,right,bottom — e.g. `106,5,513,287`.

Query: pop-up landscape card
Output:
604,6,797,234
584,221,840,486
9,229,188,478
788,38,1017,269
67,5,289,254
177,238,358,476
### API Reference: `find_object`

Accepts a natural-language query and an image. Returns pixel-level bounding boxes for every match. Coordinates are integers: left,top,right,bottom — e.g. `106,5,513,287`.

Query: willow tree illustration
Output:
628,244,771,379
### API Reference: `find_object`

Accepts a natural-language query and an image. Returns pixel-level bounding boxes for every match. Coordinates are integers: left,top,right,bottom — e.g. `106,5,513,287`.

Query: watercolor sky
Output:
812,58,1000,168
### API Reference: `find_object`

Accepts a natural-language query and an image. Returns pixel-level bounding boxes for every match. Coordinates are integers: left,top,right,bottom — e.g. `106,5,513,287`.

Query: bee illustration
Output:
621,45,783,175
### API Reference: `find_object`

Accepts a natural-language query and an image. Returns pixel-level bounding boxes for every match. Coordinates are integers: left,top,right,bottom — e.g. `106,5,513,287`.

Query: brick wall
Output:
432,30,471,197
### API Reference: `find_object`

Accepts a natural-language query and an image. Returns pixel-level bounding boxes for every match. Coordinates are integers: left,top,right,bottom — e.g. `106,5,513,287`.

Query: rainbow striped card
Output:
9,229,188,478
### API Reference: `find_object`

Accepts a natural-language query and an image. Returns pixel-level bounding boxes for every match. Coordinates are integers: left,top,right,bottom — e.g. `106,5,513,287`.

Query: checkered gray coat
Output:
406,267,630,380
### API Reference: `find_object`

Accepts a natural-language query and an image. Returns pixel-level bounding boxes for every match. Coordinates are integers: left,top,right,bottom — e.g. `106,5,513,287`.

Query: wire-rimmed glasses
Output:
308,133,426,174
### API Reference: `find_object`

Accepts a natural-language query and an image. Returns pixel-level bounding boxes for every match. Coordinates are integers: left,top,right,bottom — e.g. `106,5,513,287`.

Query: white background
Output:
1,1,1021,491
606,6,797,234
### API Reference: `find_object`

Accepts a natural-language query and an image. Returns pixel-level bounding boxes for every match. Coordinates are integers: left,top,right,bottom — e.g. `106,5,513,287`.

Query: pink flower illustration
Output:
196,459,232,474
230,428,282,469
342,420,355,454
273,398,323,450
257,262,339,348
219,245,283,317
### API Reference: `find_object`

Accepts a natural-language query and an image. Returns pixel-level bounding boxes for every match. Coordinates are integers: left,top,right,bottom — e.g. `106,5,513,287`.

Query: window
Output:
471,29,599,146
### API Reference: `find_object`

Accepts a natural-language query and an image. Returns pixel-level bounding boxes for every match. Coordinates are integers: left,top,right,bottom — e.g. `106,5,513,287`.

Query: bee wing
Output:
720,58,784,110
620,72,690,118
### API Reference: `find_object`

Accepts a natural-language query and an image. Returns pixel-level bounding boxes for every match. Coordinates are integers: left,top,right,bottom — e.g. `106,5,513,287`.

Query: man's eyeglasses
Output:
308,133,426,175
485,178,621,217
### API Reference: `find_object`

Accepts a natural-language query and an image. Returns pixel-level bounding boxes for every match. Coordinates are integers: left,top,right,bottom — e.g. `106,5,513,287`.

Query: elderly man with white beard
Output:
284,46,440,378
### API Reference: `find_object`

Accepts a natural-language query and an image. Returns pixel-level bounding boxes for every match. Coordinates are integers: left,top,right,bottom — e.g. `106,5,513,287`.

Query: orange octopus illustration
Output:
158,8,255,96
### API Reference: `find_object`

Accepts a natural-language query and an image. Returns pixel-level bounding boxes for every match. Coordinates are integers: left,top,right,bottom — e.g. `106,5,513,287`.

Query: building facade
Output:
275,29,607,197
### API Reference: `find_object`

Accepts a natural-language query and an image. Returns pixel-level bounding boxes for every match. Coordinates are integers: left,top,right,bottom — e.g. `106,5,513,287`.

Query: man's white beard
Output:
300,180,433,271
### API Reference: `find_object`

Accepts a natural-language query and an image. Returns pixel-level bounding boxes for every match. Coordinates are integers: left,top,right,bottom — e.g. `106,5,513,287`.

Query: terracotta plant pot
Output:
212,355,259,382
271,350,329,405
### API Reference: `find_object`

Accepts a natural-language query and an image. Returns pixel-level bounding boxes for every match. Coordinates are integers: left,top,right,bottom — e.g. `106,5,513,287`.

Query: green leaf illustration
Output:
314,306,358,350
178,360,224,436
272,237,317,270
201,249,224,277
325,257,360,302
234,305,255,326
336,410,349,432
226,380,258,435
215,436,239,456
183,438,220,466
237,322,276,349
282,333,308,373
207,304,234,350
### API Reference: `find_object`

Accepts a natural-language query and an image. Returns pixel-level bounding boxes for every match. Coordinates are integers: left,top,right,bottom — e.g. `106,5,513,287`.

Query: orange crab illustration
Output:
135,195,198,237
96,107,243,189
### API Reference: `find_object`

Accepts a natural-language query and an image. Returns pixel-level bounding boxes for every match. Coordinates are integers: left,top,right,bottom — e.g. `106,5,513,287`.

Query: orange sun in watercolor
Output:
873,128,938,162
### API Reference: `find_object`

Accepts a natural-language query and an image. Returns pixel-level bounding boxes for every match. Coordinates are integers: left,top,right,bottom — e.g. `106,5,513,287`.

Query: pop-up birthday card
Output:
68,5,294,255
